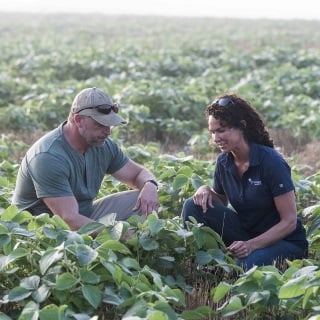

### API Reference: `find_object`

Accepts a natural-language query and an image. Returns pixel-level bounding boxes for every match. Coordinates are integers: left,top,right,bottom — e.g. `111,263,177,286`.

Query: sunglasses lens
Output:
97,104,119,114
97,107,112,114
217,98,234,107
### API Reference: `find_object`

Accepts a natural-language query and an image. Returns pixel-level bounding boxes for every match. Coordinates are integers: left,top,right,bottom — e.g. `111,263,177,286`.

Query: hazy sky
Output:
0,0,319,20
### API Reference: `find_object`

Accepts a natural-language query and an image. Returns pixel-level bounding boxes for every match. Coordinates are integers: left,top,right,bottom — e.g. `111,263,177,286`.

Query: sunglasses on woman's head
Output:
214,98,235,107
75,103,119,114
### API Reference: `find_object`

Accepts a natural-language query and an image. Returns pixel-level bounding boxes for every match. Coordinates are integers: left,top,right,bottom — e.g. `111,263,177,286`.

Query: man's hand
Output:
133,182,159,216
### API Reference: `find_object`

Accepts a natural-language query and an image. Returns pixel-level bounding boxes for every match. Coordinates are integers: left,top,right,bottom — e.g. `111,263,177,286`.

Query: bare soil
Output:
6,129,320,176
271,129,320,175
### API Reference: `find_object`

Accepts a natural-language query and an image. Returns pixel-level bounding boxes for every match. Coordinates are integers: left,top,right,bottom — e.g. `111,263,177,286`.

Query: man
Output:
12,87,159,231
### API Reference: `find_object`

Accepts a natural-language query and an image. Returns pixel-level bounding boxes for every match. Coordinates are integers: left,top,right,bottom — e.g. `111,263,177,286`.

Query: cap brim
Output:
79,109,127,127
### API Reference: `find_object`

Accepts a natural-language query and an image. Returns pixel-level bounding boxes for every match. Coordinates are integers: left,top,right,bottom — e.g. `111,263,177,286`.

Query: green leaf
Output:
0,248,29,271
154,301,180,319
143,267,163,289
20,275,41,290
62,231,85,245
80,268,100,284
0,224,9,234
120,257,140,271
162,286,185,305
18,301,39,320
213,282,232,302
246,290,270,306
103,262,123,284
181,306,213,320
39,247,64,275
278,275,307,298
147,310,168,320
302,286,317,309
139,232,159,251
8,286,32,302
50,215,70,230
208,248,228,265
191,174,205,190
0,312,13,320
147,215,165,236
172,174,189,191
78,222,104,235
193,226,222,250
75,244,98,266
221,296,245,317
32,284,51,303
103,287,124,306
98,212,117,226
176,165,193,176
99,240,131,254
1,205,19,221
32,213,54,225
0,234,11,247
82,284,101,309
55,273,78,290
9,247,29,259
196,251,212,265
158,167,177,180
39,304,68,320
122,300,148,318
11,210,33,224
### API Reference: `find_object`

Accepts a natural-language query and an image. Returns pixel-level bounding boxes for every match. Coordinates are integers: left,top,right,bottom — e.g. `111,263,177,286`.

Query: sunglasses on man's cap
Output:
74,103,119,115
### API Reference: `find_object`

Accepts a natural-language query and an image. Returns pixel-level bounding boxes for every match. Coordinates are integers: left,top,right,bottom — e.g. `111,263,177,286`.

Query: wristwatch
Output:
144,179,158,190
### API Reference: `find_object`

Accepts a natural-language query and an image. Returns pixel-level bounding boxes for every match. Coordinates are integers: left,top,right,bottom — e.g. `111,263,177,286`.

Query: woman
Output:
181,94,308,270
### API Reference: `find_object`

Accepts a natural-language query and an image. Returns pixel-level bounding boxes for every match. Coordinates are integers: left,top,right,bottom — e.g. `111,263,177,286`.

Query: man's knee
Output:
92,190,140,221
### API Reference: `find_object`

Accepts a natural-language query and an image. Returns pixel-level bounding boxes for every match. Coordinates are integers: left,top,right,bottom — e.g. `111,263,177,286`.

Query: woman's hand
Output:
227,240,253,258
192,185,214,213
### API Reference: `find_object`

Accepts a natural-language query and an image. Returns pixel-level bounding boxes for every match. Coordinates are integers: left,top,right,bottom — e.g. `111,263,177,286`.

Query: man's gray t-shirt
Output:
12,122,128,216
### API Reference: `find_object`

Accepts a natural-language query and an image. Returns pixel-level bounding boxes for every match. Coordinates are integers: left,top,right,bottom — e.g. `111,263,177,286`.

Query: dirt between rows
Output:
6,129,320,176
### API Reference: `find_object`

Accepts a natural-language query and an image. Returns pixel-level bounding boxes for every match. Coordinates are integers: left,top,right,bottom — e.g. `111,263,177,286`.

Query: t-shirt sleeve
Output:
212,157,225,195
104,139,129,174
265,152,295,197
28,152,74,198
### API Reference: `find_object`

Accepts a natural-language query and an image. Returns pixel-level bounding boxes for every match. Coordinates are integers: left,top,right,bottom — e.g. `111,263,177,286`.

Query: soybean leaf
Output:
18,301,39,320
39,247,64,275
181,306,213,320
55,273,78,290
39,304,68,320
213,282,232,302
8,286,32,302
82,284,101,309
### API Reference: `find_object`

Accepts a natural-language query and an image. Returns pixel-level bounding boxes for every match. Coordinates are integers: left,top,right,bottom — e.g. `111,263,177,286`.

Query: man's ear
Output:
73,114,83,125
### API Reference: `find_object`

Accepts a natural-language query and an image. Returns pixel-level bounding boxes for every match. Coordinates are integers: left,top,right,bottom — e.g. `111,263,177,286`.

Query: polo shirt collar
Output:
223,143,262,169
248,143,262,166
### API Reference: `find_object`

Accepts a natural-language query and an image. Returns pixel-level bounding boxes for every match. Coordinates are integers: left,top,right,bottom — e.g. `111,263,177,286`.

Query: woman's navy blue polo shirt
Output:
213,143,306,245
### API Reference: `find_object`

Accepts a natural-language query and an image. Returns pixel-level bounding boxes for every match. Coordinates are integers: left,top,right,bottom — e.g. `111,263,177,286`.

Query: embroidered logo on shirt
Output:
279,184,284,188
248,178,262,186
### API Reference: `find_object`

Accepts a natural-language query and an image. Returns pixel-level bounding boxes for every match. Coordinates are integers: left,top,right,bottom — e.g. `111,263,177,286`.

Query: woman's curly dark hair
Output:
205,93,274,148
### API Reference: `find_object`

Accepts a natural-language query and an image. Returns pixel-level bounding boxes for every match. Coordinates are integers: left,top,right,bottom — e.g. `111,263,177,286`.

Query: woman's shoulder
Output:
252,144,290,173
252,143,285,161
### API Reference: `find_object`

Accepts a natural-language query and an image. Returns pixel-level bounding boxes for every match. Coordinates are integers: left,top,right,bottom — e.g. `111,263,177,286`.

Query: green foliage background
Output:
1,14,320,147
0,13,320,319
